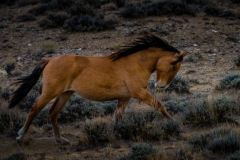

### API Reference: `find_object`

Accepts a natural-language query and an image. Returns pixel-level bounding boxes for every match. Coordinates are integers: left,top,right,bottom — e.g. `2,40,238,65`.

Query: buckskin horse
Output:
8,34,187,144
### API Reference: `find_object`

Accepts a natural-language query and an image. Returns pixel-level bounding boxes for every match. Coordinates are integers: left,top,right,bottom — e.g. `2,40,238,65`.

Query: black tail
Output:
8,59,50,109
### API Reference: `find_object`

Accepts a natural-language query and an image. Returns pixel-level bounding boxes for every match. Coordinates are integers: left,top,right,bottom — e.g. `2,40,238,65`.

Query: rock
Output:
158,29,170,35
16,23,24,28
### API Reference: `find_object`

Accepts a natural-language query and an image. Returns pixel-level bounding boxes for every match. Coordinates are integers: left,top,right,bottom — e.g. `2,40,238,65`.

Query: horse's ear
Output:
180,51,188,57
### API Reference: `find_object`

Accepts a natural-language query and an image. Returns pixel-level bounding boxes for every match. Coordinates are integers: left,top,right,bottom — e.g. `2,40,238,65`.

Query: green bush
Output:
0,87,13,101
165,76,190,94
33,106,50,126
120,4,142,18
206,132,240,154
161,120,182,139
184,96,238,127
0,110,25,136
65,15,116,32
17,13,36,22
39,11,70,28
203,5,235,17
3,151,27,160
163,100,188,115
211,96,238,123
28,4,49,15
4,63,15,76
68,1,95,16
184,52,202,63
184,99,216,127
230,0,240,3
141,1,198,17
189,127,230,149
233,55,240,67
83,117,115,145
42,40,58,53
18,91,39,112
226,150,240,160
115,108,163,141
17,0,40,6
0,0,17,5
33,94,116,126
129,143,159,160
111,0,126,7
182,0,212,5
218,73,240,90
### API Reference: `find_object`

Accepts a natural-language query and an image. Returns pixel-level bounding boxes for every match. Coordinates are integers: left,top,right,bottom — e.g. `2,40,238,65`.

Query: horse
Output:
8,34,187,144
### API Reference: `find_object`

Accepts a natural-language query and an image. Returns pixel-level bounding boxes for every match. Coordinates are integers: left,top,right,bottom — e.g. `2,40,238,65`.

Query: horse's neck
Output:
136,50,163,73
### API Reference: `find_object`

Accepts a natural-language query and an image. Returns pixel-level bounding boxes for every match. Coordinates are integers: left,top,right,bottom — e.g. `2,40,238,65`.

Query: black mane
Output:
109,34,179,60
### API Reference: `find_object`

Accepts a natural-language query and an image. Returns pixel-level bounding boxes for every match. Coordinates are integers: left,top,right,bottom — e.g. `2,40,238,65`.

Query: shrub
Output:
39,11,70,28
227,35,239,43
161,120,182,139
28,4,49,15
102,2,118,11
210,96,238,123
33,106,50,126
230,0,240,3
0,110,25,136
65,15,116,32
115,107,163,140
233,55,240,67
4,63,15,75
163,100,188,115
18,91,39,112
120,4,142,18
129,143,159,160
203,5,235,17
42,40,58,53
68,1,95,16
0,0,17,6
206,132,240,154
226,150,240,160
182,0,212,5
33,94,116,126
83,117,115,145
184,99,216,127
165,76,190,94
189,127,230,149
218,73,240,90
184,52,202,63
17,0,40,6
3,151,27,160
17,13,36,22
0,87,13,101
141,1,198,17
111,0,126,7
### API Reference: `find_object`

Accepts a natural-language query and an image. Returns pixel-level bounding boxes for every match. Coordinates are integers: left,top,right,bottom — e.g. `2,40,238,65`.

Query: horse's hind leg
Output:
114,98,130,124
48,91,74,145
16,94,56,142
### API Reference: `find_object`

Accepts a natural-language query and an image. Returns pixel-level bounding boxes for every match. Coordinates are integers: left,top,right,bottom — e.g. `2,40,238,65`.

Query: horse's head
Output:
155,51,187,90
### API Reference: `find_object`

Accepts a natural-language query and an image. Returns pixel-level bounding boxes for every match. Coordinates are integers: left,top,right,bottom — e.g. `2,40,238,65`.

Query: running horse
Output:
8,34,187,144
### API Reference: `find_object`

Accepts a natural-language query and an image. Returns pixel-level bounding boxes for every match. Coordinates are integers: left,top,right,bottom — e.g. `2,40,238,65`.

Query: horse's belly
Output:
71,78,130,101
75,86,130,101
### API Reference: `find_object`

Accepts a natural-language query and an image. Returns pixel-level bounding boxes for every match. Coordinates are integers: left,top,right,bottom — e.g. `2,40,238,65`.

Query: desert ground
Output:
0,0,240,159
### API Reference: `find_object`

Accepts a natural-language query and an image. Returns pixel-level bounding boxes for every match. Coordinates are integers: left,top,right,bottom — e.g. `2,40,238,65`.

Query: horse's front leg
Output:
132,89,173,120
114,98,130,124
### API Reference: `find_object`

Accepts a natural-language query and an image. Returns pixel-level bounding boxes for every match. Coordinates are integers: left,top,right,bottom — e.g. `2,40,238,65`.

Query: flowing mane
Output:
109,34,180,60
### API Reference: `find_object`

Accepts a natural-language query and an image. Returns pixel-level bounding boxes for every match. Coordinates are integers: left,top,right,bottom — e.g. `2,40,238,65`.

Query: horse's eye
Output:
172,65,176,70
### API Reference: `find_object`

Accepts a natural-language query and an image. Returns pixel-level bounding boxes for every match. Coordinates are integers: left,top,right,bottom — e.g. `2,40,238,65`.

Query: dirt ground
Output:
0,1,240,160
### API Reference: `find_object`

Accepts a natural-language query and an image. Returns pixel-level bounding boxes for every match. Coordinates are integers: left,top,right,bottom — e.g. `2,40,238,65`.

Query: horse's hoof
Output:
16,135,23,141
54,137,70,145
